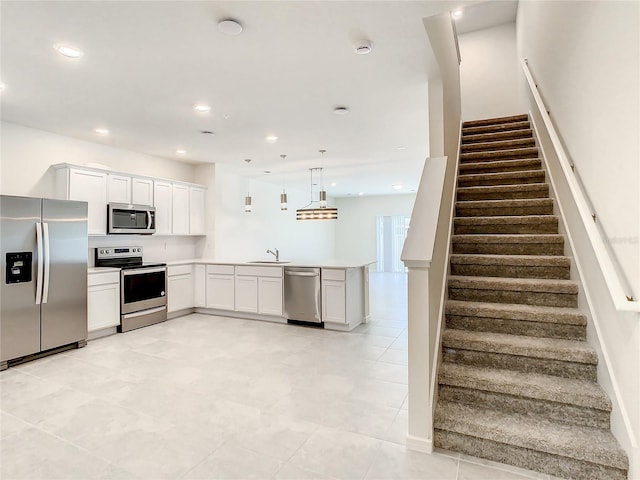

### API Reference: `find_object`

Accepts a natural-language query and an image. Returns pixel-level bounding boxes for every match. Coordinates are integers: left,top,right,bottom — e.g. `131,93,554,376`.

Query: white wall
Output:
458,22,524,122
517,2,640,475
213,164,335,263
0,121,203,263
517,1,639,295
335,194,416,271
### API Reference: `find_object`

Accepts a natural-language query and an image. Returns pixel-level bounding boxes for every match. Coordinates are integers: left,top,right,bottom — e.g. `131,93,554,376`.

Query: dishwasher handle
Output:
285,271,319,277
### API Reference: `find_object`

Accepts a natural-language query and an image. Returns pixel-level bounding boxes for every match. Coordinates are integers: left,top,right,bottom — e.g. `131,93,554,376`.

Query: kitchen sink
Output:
248,261,291,264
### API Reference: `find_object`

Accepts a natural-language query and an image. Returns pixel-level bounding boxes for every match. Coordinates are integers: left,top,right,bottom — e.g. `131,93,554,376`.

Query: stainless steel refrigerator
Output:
1,195,88,370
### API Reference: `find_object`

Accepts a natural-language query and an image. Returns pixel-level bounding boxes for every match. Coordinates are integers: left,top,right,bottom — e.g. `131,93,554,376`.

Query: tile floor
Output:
2,273,557,479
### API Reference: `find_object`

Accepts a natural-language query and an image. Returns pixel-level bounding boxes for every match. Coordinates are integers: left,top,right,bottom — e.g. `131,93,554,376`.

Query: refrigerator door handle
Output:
42,222,51,304
35,222,44,305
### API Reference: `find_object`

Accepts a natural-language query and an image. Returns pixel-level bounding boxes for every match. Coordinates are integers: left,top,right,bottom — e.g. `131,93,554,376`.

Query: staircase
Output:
433,114,629,479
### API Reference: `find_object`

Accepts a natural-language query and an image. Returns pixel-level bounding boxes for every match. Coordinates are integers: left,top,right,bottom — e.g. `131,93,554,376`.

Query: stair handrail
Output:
521,58,640,313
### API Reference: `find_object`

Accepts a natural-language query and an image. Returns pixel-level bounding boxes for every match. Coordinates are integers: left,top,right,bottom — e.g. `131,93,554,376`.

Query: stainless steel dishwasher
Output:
284,267,322,325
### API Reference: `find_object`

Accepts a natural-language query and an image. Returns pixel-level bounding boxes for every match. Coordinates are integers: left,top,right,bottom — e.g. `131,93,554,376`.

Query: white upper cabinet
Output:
189,186,206,235
132,177,154,206
153,180,173,235
56,167,108,235
172,184,189,235
107,174,132,204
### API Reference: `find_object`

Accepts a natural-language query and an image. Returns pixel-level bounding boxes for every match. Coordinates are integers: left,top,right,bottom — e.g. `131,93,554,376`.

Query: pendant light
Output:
244,159,252,213
280,154,288,210
296,150,338,220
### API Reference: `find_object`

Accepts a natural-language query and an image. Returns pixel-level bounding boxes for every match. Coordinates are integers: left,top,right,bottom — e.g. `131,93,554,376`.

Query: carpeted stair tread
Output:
442,329,597,364
460,147,539,162
449,275,578,294
462,121,531,136
456,183,549,201
434,402,628,470
461,138,536,153
454,215,558,235
463,114,530,128
455,198,553,216
462,129,533,144
438,363,610,411
452,234,563,245
445,300,586,326
450,254,569,268
458,170,545,187
459,158,542,173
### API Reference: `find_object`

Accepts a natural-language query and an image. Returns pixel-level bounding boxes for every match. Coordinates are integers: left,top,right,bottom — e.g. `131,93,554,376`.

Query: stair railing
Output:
521,58,640,313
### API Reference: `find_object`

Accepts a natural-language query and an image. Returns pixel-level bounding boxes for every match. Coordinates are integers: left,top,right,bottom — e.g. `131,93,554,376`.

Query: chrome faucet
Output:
266,248,279,262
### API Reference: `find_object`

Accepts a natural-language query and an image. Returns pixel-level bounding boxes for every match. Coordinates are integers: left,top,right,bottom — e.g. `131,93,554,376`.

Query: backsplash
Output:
88,235,200,266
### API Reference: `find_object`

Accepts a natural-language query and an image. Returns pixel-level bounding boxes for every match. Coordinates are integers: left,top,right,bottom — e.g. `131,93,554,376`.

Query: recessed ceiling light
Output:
54,44,83,58
193,104,211,113
333,106,349,115
330,182,337,187
94,128,109,136
396,146,406,150
392,184,403,190
201,130,215,135
452,8,463,18
264,170,272,174
358,192,364,196
266,135,278,144
354,40,373,55
0,83,5,92
218,19,243,36
176,149,187,155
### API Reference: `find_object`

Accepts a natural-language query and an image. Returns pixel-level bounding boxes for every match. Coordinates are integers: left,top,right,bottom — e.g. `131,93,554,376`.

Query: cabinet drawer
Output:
207,264,235,275
88,271,120,286
168,264,193,276
236,265,283,277
322,268,345,281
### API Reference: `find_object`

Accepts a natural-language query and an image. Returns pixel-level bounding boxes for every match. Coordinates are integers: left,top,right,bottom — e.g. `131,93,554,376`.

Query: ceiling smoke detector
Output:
354,40,373,55
218,19,243,36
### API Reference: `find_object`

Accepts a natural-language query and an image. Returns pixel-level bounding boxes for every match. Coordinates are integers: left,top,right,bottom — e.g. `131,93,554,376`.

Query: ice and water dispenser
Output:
5,252,32,284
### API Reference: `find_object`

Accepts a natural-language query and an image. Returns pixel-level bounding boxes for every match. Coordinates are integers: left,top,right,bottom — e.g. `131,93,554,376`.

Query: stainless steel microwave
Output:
108,203,156,234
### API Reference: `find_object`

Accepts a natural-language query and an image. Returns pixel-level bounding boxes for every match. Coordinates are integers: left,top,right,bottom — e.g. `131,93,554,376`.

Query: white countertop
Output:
165,259,376,269
88,266,120,274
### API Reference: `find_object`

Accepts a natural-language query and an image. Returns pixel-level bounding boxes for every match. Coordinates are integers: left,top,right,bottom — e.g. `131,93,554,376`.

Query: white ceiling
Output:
0,1,517,197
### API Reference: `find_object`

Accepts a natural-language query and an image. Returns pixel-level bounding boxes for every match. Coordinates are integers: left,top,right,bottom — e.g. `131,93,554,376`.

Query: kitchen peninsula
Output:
165,260,373,332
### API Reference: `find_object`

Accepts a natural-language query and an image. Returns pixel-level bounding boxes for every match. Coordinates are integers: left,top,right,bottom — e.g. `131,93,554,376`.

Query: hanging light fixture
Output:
280,154,288,210
244,159,252,213
296,150,338,220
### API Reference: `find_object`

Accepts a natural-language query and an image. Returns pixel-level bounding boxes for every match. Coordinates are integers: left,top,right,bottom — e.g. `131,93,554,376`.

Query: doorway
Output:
375,215,410,273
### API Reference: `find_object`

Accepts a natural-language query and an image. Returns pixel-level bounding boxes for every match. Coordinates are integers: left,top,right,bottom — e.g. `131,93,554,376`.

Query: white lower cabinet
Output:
87,271,120,332
167,265,194,313
194,264,206,307
206,265,235,310
258,277,283,316
322,280,346,323
235,276,258,313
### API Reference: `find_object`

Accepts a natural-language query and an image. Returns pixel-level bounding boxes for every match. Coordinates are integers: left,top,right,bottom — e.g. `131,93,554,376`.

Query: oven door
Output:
109,203,156,235
121,267,167,314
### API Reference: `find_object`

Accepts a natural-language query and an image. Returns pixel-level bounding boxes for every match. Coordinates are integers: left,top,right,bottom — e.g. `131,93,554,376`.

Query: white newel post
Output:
405,261,433,452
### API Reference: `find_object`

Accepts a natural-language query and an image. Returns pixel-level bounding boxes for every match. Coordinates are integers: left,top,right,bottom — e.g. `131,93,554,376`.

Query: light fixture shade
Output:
244,195,252,212
280,192,288,210
319,190,327,208
296,207,338,220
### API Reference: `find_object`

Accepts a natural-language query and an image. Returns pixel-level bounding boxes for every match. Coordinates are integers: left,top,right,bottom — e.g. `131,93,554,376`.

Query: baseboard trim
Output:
406,434,433,454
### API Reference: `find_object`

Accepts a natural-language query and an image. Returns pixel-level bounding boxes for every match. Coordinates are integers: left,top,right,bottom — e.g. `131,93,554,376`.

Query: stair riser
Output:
463,121,531,136
450,263,570,280
460,149,538,163
462,130,533,144
456,187,549,201
438,386,609,429
446,315,586,340
460,154,541,166
463,114,529,128
456,204,553,217
448,286,578,308
454,222,558,235
458,173,545,188
434,430,626,480
459,161,542,175
461,139,536,153
452,242,564,256
442,349,597,381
